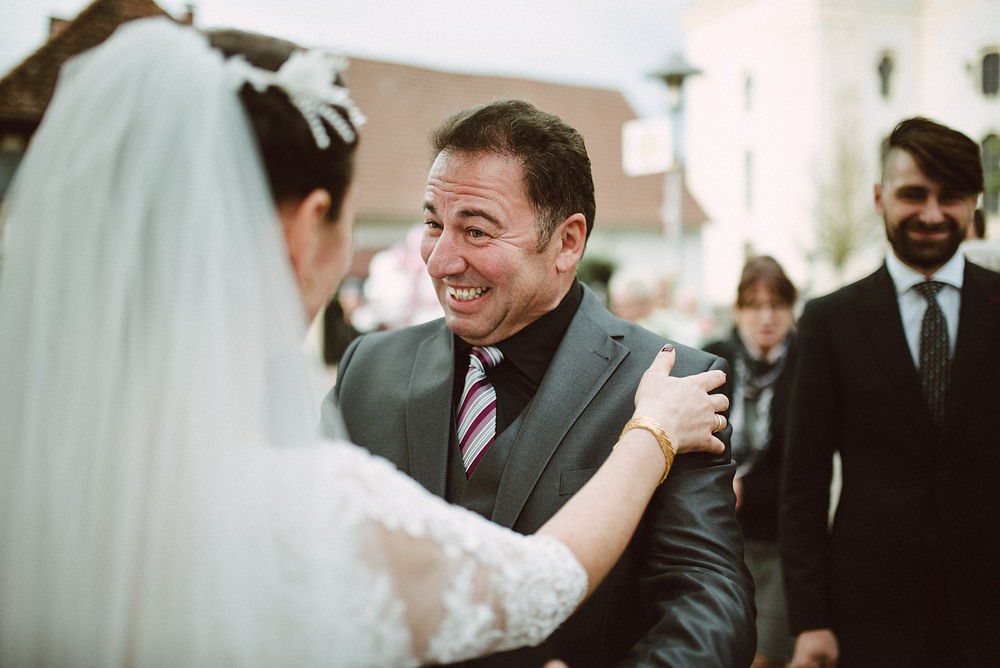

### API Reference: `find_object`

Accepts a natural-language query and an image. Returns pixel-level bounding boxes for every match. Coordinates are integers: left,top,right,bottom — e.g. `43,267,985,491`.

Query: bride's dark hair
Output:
207,29,359,223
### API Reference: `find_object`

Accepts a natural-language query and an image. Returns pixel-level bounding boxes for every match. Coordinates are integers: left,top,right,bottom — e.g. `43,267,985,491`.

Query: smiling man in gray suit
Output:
322,99,754,667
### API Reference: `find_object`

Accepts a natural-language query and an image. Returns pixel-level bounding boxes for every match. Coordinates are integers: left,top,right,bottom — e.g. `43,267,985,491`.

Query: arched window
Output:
0,134,28,203
982,134,1000,215
983,52,999,97
877,53,894,99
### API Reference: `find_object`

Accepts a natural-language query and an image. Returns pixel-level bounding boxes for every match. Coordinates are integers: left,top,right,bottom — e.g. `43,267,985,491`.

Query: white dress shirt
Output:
886,249,965,367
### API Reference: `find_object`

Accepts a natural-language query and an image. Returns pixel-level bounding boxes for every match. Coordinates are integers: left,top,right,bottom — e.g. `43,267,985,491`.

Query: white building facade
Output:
681,0,1000,303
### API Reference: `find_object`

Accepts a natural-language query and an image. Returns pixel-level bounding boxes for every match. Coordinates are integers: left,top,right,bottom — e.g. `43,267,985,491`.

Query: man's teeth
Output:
449,287,488,301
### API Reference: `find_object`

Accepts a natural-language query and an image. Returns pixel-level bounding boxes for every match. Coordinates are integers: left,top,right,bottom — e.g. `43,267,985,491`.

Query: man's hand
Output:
791,628,839,668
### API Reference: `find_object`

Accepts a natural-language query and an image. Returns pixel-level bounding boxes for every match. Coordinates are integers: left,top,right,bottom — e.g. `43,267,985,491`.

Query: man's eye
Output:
468,228,487,238
897,189,926,201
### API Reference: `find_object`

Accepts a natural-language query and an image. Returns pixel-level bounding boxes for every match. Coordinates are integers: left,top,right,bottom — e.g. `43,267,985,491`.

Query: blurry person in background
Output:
703,255,798,668
349,223,444,332
961,208,1000,271
608,266,657,323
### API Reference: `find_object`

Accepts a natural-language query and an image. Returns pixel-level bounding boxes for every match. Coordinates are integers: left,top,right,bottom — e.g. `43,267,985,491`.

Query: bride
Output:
0,18,728,666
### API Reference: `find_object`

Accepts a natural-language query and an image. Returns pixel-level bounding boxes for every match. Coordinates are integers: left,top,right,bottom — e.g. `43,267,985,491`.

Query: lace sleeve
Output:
266,441,587,666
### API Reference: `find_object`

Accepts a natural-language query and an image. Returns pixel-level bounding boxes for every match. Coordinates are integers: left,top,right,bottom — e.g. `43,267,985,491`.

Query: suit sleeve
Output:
779,299,838,634
623,354,757,668
318,334,363,440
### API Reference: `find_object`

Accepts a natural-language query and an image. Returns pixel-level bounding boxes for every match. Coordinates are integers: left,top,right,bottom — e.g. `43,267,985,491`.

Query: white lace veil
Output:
0,18,323,663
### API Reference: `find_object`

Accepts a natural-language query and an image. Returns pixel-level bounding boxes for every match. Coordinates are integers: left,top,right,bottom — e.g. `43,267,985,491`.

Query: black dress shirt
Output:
452,281,583,433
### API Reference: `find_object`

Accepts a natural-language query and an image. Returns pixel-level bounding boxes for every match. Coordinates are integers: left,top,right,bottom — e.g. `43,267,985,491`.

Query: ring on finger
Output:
712,413,725,433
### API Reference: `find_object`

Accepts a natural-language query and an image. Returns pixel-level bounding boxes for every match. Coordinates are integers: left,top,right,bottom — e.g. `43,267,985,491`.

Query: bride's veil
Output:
0,19,322,664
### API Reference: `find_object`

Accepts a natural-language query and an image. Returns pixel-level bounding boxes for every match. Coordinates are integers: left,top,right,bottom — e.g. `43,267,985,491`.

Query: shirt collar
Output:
496,280,582,386
886,248,965,297
452,280,583,386
740,334,789,364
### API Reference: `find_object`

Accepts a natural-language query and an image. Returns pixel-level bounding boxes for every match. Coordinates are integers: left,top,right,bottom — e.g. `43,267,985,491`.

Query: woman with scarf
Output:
704,255,798,668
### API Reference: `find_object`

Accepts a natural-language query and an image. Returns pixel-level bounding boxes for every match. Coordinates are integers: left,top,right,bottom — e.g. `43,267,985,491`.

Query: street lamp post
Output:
649,54,701,299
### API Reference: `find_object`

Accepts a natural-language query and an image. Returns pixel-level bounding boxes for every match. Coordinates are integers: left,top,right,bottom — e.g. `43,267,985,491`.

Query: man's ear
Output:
873,182,885,216
554,213,587,274
280,188,332,283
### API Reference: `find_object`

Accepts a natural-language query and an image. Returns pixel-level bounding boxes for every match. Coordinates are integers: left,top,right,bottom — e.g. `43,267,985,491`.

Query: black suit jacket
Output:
779,261,1000,667
323,287,755,667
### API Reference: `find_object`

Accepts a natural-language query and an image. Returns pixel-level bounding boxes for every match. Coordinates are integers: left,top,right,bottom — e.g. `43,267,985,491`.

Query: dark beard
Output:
886,216,963,271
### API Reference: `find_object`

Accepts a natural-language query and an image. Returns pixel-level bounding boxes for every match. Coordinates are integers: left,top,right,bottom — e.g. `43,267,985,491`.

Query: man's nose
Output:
424,229,467,279
920,196,946,224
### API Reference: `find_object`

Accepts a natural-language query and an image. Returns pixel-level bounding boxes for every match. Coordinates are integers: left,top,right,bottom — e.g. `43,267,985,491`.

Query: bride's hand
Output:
632,345,728,457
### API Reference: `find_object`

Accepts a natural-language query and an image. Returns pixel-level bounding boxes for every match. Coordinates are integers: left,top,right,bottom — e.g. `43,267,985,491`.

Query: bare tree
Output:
813,130,880,281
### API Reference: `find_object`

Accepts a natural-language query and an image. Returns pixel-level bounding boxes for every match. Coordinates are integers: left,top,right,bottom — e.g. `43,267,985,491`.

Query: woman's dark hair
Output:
207,29,359,222
735,255,797,308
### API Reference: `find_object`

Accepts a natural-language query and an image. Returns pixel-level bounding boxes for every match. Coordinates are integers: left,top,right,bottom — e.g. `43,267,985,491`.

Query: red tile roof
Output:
345,57,708,231
0,5,708,231
0,0,171,124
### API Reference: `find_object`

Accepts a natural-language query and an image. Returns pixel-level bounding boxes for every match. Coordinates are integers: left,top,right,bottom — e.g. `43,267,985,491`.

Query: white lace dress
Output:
255,441,587,667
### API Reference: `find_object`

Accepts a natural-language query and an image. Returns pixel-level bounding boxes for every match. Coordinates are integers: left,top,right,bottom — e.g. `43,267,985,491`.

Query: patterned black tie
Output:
914,281,950,426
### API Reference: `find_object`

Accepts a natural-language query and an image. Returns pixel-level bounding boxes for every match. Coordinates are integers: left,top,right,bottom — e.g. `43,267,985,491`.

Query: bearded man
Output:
780,117,1000,668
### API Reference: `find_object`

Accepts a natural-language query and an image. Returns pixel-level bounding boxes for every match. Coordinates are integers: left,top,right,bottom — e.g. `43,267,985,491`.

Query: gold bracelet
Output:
618,417,675,485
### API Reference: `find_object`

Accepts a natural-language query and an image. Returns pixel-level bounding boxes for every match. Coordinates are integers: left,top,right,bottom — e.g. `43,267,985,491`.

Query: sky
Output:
2,0,692,117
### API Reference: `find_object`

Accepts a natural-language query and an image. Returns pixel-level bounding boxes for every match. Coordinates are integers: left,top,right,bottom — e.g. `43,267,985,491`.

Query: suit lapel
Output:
491,292,627,528
947,263,1000,429
405,326,456,497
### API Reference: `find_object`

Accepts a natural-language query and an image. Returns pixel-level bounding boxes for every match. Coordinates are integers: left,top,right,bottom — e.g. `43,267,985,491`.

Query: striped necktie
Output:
456,346,503,477
914,280,950,426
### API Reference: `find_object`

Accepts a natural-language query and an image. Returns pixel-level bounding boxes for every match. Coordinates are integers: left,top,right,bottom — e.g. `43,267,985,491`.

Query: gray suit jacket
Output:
323,286,755,667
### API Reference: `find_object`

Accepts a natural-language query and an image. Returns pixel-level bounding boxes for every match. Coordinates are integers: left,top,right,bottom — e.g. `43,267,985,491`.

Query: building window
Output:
983,134,1000,215
983,52,999,97
877,53,894,99
0,135,28,203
